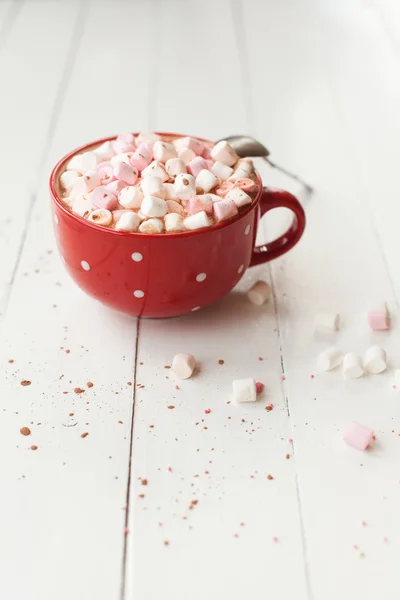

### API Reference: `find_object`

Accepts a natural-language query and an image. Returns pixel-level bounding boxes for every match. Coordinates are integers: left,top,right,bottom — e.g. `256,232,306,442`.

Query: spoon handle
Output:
262,157,314,193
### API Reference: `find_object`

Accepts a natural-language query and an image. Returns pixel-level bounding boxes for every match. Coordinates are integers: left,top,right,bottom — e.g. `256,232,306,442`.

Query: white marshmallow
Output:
71,171,101,196
317,347,343,372
118,185,143,209
110,152,134,166
164,183,178,200
165,158,187,178
184,211,211,231
88,208,113,227
172,353,196,379
211,141,238,167
178,147,196,164
115,211,141,232
66,154,84,173
139,218,164,234
165,213,185,232
153,141,177,162
166,200,184,215
196,169,219,193
141,195,168,218
135,132,161,146
343,352,364,379
365,346,387,374
141,160,169,182
174,174,196,200
211,161,234,181
232,378,256,403
248,281,271,306
229,159,254,181
71,196,94,218
141,176,166,199
60,170,80,191
208,194,221,203
66,151,99,174
95,141,115,161
226,187,252,208
314,312,340,333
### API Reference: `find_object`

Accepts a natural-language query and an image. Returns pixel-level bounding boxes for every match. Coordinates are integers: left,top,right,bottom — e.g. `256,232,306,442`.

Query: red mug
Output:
49,133,305,318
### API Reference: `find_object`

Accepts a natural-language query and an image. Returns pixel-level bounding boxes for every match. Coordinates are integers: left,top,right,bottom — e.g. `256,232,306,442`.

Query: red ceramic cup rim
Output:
49,132,263,239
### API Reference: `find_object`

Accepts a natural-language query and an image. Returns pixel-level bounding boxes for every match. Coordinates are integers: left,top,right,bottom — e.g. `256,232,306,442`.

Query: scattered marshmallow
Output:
364,346,387,374
343,422,373,451
117,132,135,146
174,174,196,200
196,169,219,193
94,141,114,162
247,281,271,306
213,199,238,222
115,211,142,232
317,347,343,372
141,195,168,218
174,136,205,156
110,152,134,167
113,140,135,155
367,302,390,331
211,161,234,181
96,162,115,185
166,200,184,215
172,353,196,379
232,378,256,403
139,218,164,234
234,178,257,193
141,176,166,199
88,208,113,227
164,183,178,200
215,181,235,198
211,140,238,167
165,213,185,232
186,195,213,215
118,185,143,209
186,157,208,178
184,211,211,230
71,171,101,195
226,187,252,208
135,132,161,147
141,160,169,182
343,352,364,379
106,180,128,196
71,197,94,218
165,158,187,178
89,186,118,210
153,141,177,163
229,158,253,181
178,147,196,164
113,162,138,185
314,312,340,333
60,170,80,191
130,144,152,171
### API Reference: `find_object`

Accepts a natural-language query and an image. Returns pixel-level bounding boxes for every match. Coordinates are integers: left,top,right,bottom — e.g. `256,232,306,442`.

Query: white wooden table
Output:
1,0,400,598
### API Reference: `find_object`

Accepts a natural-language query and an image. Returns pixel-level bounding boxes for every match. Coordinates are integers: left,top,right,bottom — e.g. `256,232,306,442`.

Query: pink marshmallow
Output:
112,140,135,154
113,162,138,185
130,144,152,171
202,145,212,159
117,133,135,146
205,159,215,170
343,422,373,451
90,186,118,210
166,200,184,215
368,307,390,331
186,157,208,178
105,180,128,195
180,136,205,156
234,178,257,193
215,181,235,198
96,161,115,185
112,209,129,223
213,199,239,222
186,194,213,216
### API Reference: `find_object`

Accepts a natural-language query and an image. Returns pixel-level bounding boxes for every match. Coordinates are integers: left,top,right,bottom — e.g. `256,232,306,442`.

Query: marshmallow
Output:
211,140,238,167
178,147,196,164
317,347,343,372
115,211,141,232
89,186,118,210
67,150,100,174
229,158,254,181
196,169,219,193
343,352,364,379
186,195,213,215
174,136,205,156
118,185,143,209
153,141,177,163
175,174,196,200
106,180,128,196
184,211,211,230
164,183,178,200
94,141,115,162
247,281,271,306
364,346,387,374
117,132,135,146
186,157,208,178
60,169,80,191
166,200,184,215
172,353,196,379
88,208,113,227
213,199,238,222
165,213,185,232
226,187,252,208
113,140,135,155
96,162,115,185
110,152,134,166
71,196,94,218
141,176,166,199
135,132,161,147
202,145,213,159
367,302,390,331
139,218,164,234
215,181,235,198
141,195,168,218
234,178,257,193
130,144,153,171
165,158,187,178
71,171,101,195
343,422,373,451
141,160,169,182
232,378,256,403
211,161,234,181
314,312,340,333
66,154,84,173
113,162,138,185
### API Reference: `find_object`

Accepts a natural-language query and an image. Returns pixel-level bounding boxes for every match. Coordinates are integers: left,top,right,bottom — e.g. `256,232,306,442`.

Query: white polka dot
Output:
54,214,59,226
244,224,251,235
238,264,244,274
133,290,144,298
131,252,143,262
191,306,201,312
196,273,207,282
81,260,90,271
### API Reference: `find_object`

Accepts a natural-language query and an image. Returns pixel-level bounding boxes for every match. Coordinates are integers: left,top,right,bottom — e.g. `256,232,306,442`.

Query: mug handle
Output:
250,187,306,266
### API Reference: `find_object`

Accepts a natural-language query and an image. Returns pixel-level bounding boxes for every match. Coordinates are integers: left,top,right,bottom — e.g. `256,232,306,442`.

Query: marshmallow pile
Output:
59,133,259,234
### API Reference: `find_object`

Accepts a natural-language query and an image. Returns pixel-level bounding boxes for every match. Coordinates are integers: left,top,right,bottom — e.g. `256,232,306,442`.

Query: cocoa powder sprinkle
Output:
20,427,31,436
21,380,31,387
81,432,89,438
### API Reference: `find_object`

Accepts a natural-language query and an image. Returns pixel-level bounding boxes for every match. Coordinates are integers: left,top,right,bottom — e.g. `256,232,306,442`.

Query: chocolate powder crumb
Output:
20,427,31,436
21,380,31,387
149,424,154,428
218,359,224,365
164,365,171,369
265,404,273,412
267,474,274,480
8,359,14,364
164,540,169,546
69,413,74,417
87,382,94,388
65,350,70,354
141,479,148,486
127,382,132,386
118,420,123,424
30,445,38,451
167,405,175,409
138,494,145,498
74,387,85,394
81,432,89,438
286,454,290,460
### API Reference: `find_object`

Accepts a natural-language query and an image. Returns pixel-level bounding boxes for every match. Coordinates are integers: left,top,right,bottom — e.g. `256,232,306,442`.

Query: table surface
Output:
1,0,400,598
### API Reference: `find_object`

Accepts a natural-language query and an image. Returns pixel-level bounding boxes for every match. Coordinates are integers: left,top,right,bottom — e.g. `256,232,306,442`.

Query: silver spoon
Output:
216,135,314,193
